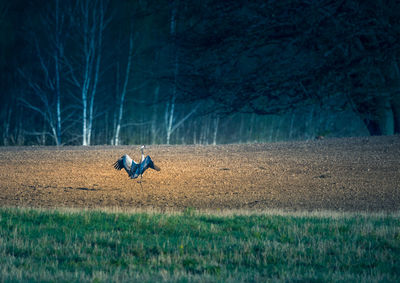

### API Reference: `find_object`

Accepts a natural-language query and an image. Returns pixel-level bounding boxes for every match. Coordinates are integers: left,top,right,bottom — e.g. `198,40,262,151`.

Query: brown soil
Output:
0,136,399,211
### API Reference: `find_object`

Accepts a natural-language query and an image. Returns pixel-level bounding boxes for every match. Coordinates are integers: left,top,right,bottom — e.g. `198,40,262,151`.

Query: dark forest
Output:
1,0,399,146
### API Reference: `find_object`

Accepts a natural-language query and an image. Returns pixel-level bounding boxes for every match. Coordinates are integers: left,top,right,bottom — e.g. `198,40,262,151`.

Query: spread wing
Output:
113,153,160,179
113,154,133,176
113,158,123,170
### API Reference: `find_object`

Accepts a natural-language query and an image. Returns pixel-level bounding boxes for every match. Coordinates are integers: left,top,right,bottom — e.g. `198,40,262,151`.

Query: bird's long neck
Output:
140,148,144,163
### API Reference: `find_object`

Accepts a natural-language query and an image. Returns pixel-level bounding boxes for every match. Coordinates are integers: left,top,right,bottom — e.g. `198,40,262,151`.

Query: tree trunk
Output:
17,109,24,145
212,115,219,145
111,62,119,145
166,0,178,145
151,85,160,144
87,2,104,146
375,95,394,135
362,60,398,136
41,118,47,145
268,115,275,142
193,120,197,145
82,91,88,146
248,113,255,142
288,110,295,140
114,32,134,146
306,104,315,140
55,0,62,146
3,106,11,146
203,115,210,145
238,115,244,143
274,115,284,142
392,91,400,134
166,96,175,145
361,95,394,136
391,60,400,134
105,109,109,144
76,0,107,146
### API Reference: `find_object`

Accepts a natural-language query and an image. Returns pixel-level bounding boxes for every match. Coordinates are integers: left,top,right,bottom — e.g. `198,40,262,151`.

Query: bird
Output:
113,145,160,182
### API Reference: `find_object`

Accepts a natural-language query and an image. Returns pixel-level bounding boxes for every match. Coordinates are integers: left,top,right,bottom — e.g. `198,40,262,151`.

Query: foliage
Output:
174,0,400,136
1,0,400,145
0,207,399,282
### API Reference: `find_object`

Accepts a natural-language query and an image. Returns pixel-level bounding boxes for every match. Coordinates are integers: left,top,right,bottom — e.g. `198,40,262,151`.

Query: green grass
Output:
0,207,399,282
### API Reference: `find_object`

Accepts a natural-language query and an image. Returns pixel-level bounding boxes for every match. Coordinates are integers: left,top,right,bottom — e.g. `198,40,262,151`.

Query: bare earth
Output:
0,136,399,211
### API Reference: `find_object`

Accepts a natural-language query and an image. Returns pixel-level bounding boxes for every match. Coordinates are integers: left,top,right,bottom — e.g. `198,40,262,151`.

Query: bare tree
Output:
165,0,179,145
19,0,65,145
163,0,200,144
66,0,110,145
113,31,134,145
54,0,62,145
165,102,199,144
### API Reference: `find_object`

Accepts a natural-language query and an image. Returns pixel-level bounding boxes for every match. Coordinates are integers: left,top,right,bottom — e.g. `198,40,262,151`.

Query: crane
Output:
113,145,160,182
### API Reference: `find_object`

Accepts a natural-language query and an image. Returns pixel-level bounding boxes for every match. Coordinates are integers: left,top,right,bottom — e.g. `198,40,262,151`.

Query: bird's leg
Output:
137,174,143,184
137,174,143,190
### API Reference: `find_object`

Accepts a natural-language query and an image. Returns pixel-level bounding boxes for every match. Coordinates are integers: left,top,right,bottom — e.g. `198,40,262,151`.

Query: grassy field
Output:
0,208,399,282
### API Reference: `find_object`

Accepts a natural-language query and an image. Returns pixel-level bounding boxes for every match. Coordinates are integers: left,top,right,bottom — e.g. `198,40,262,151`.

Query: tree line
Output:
0,0,399,146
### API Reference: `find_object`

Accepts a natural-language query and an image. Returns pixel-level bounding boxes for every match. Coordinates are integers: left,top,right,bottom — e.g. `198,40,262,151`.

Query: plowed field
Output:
0,136,399,211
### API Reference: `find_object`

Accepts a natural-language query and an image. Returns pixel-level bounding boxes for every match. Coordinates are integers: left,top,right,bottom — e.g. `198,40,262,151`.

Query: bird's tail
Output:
153,164,161,171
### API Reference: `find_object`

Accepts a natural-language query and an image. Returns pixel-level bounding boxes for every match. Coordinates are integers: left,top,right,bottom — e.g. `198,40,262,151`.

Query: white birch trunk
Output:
268,115,275,142
166,95,176,144
114,123,121,146
193,120,197,145
248,113,255,142
82,92,88,146
55,0,62,146
274,115,284,142
238,115,244,143
88,0,105,146
165,0,198,144
151,85,160,144
110,62,120,145
19,0,64,146
205,116,211,145
113,31,134,145
212,115,219,145
42,118,46,145
199,121,204,144
166,0,178,145
81,0,90,146
76,0,108,146
3,106,11,146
